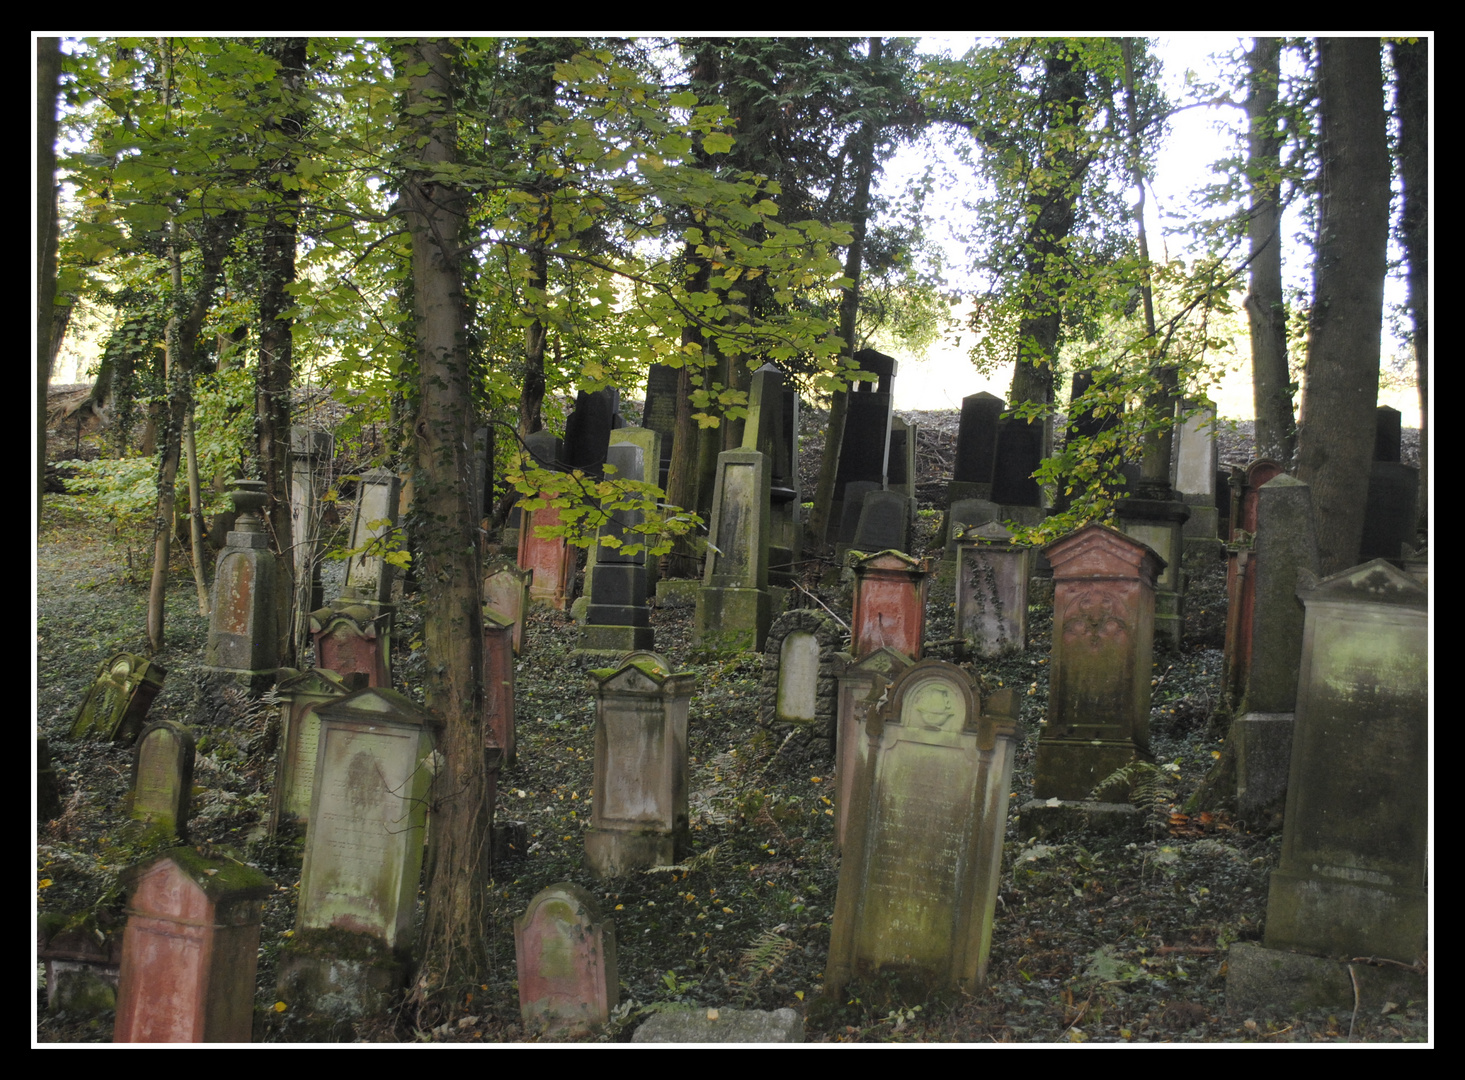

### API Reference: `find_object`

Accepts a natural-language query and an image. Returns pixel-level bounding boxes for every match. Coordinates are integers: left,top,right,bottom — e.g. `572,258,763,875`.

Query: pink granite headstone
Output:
113,850,272,1043
515,882,618,1037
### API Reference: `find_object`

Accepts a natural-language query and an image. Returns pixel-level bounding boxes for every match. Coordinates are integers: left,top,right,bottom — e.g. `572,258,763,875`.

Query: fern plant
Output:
1088,758,1181,833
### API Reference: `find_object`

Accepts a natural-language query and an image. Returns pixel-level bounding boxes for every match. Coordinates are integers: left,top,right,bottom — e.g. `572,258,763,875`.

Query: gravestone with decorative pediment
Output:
483,555,532,655
70,653,166,744
826,663,1021,1001
113,848,272,1043
515,883,618,1038
1024,524,1160,835
278,687,440,1022
270,667,358,833
850,551,930,661
584,655,694,878
203,480,285,693
310,595,393,688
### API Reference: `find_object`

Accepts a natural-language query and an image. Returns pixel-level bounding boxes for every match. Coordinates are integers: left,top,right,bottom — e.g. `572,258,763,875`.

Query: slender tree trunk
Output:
37,36,62,525
661,256,712,578
258,37,307,663
184,409,209,616
1392,39,1428,533
1244,37,1295,465
807,38,882,549
1296,38,1389,574
396,38,490,1016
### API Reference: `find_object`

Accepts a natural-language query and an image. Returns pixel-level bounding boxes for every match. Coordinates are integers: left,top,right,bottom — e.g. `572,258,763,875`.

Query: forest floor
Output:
34,411,1429,1044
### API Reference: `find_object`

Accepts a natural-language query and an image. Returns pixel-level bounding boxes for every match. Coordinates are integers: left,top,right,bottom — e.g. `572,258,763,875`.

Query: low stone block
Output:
633,1007,803,1043
1225,941,1426,1016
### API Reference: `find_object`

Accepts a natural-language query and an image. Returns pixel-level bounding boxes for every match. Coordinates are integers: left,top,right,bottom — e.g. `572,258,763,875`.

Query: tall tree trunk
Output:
37,36,62,524
661,256,712,577
257,36,308,662
1296,38,1389,574
1392,38,1428,534
807,38,882,549
396,38,490,1016
1244,37,1295,465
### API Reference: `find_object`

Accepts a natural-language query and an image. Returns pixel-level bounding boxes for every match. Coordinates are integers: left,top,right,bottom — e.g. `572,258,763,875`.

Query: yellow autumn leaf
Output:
274,1001,288,1013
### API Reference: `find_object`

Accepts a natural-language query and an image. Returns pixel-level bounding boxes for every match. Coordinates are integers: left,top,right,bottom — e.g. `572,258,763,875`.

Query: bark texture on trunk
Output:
1392,38,1428,532
1297,38,1390,574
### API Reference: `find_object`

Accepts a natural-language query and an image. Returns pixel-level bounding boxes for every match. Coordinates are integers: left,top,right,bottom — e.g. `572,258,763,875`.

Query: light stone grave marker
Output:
127,720,195,841
955,521,1031,658
70,652,166,744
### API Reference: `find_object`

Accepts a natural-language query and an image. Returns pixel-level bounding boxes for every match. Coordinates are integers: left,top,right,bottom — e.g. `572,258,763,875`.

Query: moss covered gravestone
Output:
515,883,618,1037
826,662,1020,1001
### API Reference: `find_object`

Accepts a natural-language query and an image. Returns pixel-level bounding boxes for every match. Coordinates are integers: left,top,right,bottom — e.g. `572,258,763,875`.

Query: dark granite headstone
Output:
564,388,621,478
851,490,909,555
1373,405,1402,463
991,416,1044,507
953,391,1005,485
836,480,881,545
641,364,680,490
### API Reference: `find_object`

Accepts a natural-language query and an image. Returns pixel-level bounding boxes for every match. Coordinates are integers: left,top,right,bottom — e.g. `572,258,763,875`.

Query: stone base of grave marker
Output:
1225,942,1427,1016
694,587,771,655
1232,712,1294,828
633,1007,804,1043
275,932,407,1030
1018,798,1146,841
38,917,123,1014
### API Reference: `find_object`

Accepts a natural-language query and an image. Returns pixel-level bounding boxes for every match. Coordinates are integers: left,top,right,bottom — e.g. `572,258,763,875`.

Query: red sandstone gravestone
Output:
850,550,930,660
515,882,618,1037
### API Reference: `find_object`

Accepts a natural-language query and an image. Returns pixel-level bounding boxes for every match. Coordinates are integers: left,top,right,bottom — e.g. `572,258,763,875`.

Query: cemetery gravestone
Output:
641,364,680,490
851,489,910,556
1361,406,1419,561
483,556,532,655
991,416,1044,507
270,667,354,833
484,608,517,766
585,657,694,878
760,610,841,743
833,647,914,851
826,663,1020,1000
579,441,655,655
1173,400,1220,539
289,427,333,660
955,522,1031,658
835,480,882,546
563,387,621,478
939,496,1000,560
113,849,272,1043
515,883,618,1037
1224,460,1285,704
343,468,402,605
696,449,773,654
1030,524,1160,807
70,653,166,744
205,479,286,693
310,596,393,688
829,349,896,541
1262,560,1428,963
850,551,930,661
127,720,196,842
518,499,577,611
950,391,1004,502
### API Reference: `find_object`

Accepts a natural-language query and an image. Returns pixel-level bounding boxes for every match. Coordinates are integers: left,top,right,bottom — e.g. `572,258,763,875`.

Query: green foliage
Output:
58,456,158,529
1089,758,1181,832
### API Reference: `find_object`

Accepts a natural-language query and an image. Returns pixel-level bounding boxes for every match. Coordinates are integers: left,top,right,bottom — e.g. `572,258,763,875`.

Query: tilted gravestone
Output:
113,849,272,1043
760,609,842,745
828,349,896,542
484,608,517,766
289,427,333,661
826,663,1020,1000
483,556,532,655
127,720,196,842
696,449,773,654
584,656,694,878
833,646,914,852
850,551,930,661
955,521,1032,658
742,365,803,585
70,653,166,744
278,688,440,1020
562,387,621,478
1027,524,1161,816
270,667,356,834
515,883,618,1038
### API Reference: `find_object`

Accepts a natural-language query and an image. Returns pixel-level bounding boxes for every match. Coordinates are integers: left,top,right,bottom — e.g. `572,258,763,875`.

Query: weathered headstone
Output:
1262,560,1427,963
742,365,803,585
955,521,1031,658
1112,489,1189,651
696,449,772,654
888,414,918,502
310,596,393,687
1224,460,1286,704
69,653,166,744
835,480,881,546
484,608,517,766
579,441,654,655
939,496,1001,560
950,391,1004,501
1361,457,1420,562
113,849,272,1043
38,917,123,1015
1373,404,1402,462
850,550,930,661
563,387,621,478
205,479,287,693
1027,524,1160,821
833,646,914,851
587,425,663,601
584,656,693,877
270,667,355,833
641,364,680,490
828,349,896,540
483,555,532,655
515,883,618,1038
343,468,402,606
290,427,333,661
826,663,1020,1000
127,720,196,842
991,415,1044,507
518,496,577,612
851,489,910,556
760,609,841,743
